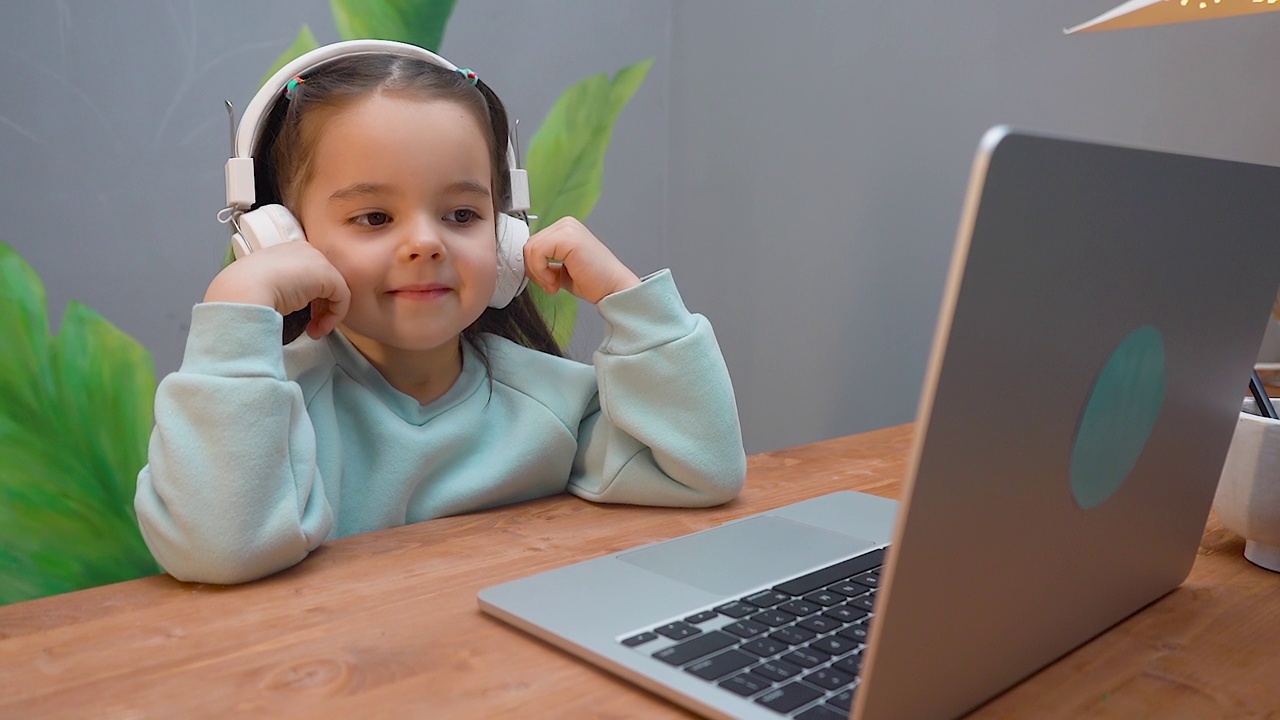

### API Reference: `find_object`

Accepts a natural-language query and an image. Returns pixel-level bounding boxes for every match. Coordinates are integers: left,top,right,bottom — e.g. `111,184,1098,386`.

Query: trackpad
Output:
617,515,877,596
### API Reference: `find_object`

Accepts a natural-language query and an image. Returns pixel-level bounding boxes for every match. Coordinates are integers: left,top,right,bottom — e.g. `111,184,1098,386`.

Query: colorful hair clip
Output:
284,76,305,100
456,68,479,86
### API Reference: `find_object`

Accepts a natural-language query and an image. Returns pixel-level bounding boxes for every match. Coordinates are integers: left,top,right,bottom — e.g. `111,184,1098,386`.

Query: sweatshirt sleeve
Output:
567,269,747,507
134,303,333,584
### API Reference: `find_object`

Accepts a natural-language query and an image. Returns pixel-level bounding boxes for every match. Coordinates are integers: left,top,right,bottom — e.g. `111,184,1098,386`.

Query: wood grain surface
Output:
1,424,1277,719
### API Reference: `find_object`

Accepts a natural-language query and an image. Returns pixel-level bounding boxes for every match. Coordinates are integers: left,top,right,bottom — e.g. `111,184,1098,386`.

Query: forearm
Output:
570,270,747,506
134,303,333,583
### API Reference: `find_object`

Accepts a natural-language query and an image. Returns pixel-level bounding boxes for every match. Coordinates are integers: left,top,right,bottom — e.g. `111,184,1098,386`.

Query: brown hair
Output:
251,52,561,360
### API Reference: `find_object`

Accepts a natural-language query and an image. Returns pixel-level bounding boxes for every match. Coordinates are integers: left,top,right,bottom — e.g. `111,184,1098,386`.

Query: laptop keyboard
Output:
620,547,887,719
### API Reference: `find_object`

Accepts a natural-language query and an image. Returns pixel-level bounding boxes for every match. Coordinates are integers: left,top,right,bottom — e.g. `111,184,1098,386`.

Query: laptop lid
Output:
854,126,1280,719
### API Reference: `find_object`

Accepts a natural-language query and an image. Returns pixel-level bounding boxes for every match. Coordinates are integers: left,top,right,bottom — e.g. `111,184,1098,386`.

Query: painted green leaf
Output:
332,0,456,50
526,283,577,350
526,59,653,232
261,24,321,89
524,59,653,347
0,242,158,605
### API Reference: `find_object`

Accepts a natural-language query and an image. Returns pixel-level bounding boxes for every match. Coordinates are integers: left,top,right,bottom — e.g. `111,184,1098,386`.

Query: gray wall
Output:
4,2,1280,455
667,2,1280,452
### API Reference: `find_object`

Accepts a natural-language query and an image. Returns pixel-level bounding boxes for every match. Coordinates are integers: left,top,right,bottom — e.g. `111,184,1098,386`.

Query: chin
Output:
341,322,463,353
388,331,464,351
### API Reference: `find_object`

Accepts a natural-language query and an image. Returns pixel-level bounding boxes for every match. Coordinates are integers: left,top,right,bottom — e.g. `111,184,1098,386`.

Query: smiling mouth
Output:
390,286,451,301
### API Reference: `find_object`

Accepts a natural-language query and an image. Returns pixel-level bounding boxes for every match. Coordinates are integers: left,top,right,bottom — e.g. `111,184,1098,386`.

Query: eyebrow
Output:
327,180,492,202
329,182,395,202
445,180,492,199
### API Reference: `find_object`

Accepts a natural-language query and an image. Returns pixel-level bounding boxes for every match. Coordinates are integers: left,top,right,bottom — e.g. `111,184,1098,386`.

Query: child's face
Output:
296,93,499,360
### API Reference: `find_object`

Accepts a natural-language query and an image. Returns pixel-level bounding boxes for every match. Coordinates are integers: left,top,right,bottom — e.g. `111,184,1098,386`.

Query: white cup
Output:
1213,398,1280,572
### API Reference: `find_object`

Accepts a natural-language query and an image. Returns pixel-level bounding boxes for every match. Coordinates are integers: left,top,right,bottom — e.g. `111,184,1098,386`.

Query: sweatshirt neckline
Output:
324,331,486,425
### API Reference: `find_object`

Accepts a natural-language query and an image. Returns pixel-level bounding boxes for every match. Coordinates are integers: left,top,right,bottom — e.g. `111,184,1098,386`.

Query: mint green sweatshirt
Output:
135,270,746,584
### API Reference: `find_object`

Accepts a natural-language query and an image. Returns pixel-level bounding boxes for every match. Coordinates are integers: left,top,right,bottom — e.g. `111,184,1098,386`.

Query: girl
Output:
134,42,746,584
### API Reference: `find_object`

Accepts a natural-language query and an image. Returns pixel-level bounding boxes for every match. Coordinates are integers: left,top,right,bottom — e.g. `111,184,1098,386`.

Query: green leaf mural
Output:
262,25,321,87
0,242,159,605
524,59,653,347
332,0,456,49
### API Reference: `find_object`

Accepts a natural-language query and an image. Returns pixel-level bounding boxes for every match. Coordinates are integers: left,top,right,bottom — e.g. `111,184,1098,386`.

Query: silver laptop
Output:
478,127,1280,720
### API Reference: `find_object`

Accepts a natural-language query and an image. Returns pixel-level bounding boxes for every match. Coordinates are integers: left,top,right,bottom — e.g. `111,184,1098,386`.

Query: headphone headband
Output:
225,39,529,214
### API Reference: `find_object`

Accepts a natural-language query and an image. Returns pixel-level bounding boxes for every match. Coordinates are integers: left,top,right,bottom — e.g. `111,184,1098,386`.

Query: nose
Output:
402,218,445,262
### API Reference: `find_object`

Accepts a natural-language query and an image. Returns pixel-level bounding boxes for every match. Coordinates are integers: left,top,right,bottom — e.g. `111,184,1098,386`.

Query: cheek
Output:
309,243,367,289
476,238,501,278
460,225,499,266
461,239,500,298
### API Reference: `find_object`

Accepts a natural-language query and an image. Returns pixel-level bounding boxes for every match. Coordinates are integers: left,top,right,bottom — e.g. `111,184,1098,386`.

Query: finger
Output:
307,270,350,338
305,312,327,339
319,264,351,316
306,299,335,338
523,237,563,292
309,295,348,338
534,264,562,295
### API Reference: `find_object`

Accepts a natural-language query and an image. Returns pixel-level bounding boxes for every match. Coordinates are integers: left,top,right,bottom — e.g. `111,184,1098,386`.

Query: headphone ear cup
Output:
231,204,306,259
491,213,530,308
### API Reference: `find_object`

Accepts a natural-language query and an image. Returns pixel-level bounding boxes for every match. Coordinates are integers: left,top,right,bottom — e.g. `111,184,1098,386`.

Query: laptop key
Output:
802,590,843,607
723,619,769,639
770,626,817,646
755,681,823,714
777,600,822,617
652,631,738,666
809,636,858,657
741,637,788,658
715,601,757,618
837,624,871,644
774,549,887,596
782,647,829,668
752,658,803,682
828,687,858,713
802,667,856,691
827,581,870,598
831,654,863,676
796,705,848,720
797,615,842,634
850,595,876,612
621,631,659,647
745,589,792,608
719,671,773,698
655,621,701,640
686,649,756,681
850,570,879,588
685,610,719,624
750,610,795,627
823,605,869,623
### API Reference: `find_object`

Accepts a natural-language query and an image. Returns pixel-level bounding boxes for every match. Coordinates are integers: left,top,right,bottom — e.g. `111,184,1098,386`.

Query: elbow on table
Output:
693,455,747,507
157,541,308,585
140,519,310,586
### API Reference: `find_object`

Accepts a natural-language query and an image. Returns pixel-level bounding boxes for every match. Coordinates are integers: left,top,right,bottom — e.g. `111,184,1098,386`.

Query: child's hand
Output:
523,217,641,304
204,241,351,339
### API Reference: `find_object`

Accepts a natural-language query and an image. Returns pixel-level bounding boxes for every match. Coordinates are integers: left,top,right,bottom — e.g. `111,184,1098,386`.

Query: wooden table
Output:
2,425,1278,719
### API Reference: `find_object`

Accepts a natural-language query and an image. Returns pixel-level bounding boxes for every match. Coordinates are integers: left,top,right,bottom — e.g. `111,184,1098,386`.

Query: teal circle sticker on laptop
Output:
1070,325,1166,510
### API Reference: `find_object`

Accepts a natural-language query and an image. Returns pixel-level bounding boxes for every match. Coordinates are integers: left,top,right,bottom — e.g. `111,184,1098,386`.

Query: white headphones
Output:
222,39,530,309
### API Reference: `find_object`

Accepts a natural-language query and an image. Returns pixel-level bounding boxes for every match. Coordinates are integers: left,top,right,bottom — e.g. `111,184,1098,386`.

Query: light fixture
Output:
1066,0,1280,34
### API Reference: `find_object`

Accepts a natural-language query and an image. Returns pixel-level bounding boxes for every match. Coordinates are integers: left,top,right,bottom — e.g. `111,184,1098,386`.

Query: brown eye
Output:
448,209,478,224
363,212,390,227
